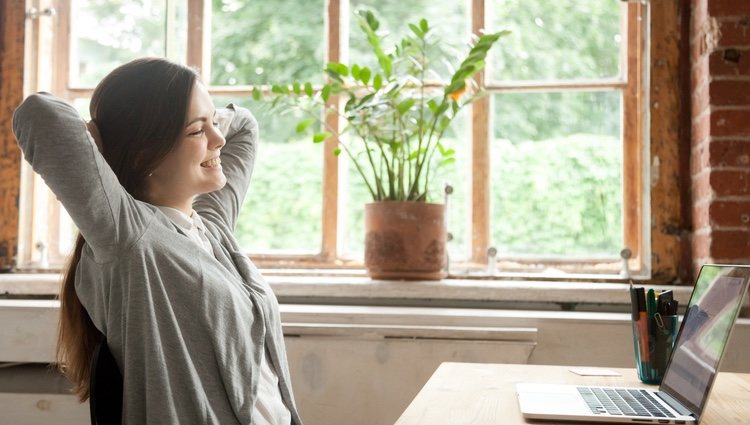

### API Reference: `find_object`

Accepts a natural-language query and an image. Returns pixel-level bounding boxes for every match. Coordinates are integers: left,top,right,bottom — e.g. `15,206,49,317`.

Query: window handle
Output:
26,7,56,19
487,247,497,275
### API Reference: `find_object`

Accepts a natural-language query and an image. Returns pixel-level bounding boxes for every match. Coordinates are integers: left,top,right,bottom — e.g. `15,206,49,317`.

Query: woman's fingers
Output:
86,120,104,152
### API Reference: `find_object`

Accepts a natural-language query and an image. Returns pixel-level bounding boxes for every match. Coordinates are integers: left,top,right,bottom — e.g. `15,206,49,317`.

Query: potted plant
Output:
257,10,507,279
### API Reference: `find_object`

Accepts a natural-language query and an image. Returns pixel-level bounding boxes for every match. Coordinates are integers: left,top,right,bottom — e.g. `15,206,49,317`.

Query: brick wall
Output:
691,0,750,273
0,0,25,271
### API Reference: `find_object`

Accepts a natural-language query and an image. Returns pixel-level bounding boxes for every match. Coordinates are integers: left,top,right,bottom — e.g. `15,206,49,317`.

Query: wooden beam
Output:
622,1,644,273
649,0,684,283
0,0,25,271
486,79,627,92
470,0,490,264
321,0,345,260
187,0,212,82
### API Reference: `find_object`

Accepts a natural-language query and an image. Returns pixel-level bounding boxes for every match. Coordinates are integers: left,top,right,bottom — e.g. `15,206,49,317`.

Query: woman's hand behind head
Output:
86,120,103,153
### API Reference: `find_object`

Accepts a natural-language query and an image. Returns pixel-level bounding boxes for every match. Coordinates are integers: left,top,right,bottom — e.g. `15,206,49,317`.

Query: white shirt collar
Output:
156,206,203,232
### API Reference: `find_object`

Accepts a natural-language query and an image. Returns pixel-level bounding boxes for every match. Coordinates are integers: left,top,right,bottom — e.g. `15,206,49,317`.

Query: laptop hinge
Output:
656,391,694,417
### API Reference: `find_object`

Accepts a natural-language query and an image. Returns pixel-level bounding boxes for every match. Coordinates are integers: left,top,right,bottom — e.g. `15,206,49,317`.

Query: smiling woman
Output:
12,58,302,424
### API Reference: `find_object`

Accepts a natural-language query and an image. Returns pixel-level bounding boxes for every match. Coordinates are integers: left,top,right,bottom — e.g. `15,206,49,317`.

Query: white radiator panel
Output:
284,323,537,425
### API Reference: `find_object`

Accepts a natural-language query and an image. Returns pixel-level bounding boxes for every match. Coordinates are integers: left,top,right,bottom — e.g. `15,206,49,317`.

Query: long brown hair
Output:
57,58,198,401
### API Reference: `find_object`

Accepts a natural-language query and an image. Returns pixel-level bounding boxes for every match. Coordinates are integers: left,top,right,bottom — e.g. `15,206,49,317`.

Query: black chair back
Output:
89,337,123,425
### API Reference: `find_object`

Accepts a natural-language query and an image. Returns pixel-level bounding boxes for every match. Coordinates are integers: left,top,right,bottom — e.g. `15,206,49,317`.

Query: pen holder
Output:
631,314,679,384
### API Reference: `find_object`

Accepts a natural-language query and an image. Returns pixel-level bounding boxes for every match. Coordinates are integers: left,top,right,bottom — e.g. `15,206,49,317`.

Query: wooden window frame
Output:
12,0,659,280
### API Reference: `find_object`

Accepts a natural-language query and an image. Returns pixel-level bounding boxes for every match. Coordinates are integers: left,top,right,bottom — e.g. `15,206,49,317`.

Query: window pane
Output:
491,91,623,257
213,96,323,253
342,112,470,261
349,0,467,72
70,0,185,87
211,0,326,85
488,0,622,81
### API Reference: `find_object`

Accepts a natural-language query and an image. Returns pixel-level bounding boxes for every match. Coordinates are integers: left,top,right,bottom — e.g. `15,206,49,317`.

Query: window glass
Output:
213,96,323,253
211,0,326,85
488,0,622,81
490,91,623,257
70,0,185,87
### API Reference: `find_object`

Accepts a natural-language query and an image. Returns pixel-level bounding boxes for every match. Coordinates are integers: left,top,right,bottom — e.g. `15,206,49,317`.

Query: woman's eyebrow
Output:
185,109,217,127
185,117,207,127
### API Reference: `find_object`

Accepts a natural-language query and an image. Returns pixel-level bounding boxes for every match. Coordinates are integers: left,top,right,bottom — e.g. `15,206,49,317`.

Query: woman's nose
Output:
210,129,226,150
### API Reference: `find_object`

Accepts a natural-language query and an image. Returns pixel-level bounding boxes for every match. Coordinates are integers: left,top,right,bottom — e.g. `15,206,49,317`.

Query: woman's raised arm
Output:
13,92,151,261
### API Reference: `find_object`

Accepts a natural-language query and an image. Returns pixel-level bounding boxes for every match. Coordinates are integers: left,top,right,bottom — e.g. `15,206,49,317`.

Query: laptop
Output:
516,264,750,424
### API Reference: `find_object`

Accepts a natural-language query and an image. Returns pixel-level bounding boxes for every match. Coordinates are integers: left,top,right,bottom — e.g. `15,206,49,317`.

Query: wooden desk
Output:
395,363,750,425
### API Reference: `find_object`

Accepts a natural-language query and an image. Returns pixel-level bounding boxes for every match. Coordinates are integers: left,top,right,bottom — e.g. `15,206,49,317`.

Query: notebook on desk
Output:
515,264,750,424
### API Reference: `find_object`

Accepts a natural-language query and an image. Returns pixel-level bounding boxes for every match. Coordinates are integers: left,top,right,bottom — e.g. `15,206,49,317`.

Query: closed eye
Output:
189,129,206,136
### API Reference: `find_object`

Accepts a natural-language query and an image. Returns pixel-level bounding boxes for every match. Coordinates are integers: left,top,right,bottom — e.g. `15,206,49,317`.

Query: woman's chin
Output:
211,175,228,192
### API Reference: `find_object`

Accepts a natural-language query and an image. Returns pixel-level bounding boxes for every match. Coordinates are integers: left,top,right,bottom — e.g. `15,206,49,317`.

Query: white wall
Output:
1,301,749,425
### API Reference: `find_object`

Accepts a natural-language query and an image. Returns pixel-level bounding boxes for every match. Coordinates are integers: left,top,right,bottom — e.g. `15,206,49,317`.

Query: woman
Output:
13,58,302,424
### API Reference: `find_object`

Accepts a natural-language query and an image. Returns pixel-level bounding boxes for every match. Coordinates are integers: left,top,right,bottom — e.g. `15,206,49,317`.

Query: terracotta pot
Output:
364,201,446,280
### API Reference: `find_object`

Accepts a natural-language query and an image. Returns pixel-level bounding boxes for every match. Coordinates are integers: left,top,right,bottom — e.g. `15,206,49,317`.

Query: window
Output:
20,0,648,277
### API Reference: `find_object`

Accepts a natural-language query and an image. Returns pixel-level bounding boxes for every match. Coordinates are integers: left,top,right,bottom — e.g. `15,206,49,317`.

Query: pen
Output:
634,287,649,363
646,289,657,318
630,283,639,321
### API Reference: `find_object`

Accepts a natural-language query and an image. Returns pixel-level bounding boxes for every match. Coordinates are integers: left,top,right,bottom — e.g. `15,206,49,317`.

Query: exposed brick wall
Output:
0,0,25,271
691,0,750,274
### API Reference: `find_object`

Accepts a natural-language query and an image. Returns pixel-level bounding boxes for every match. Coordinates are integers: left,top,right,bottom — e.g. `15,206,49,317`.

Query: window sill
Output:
0,272,696,311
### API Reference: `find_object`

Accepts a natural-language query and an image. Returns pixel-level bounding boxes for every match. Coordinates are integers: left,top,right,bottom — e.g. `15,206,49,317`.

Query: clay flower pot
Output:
364,201,446,280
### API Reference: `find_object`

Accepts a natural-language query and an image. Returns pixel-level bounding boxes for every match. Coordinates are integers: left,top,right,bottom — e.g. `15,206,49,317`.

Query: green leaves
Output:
325,63,348,82
359,67,371,85
271,84,289,94
356,10,393,78
444,80,465,97
321,84,332,102
397,99,415,114
419,19,428,34
295,118,314,133
408,23,424,39
313,132,331,143
327,62,349,77
253,10,506,202
373,73,383,90
359,9,379,32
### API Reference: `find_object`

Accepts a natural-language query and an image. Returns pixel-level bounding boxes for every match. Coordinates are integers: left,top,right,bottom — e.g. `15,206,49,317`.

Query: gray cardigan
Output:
13,93,302,425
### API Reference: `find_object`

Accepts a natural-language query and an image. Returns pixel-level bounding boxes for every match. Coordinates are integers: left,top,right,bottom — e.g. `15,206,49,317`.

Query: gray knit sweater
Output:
13,93,302,425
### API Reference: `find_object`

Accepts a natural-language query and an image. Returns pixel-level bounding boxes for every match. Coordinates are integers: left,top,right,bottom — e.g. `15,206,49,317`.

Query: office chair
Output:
89,337,123,425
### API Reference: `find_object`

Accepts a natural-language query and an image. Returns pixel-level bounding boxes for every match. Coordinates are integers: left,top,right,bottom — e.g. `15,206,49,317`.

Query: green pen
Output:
646,289,657,317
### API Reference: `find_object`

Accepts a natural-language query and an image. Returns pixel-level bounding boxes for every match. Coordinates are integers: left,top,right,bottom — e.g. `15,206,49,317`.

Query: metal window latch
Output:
620,247,632,279
444,183,454,276
35,241,49,269
26,7,56,19
486,246,497,275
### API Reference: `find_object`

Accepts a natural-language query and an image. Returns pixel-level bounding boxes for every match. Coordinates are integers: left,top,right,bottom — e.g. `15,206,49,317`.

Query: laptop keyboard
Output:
577,387,676,418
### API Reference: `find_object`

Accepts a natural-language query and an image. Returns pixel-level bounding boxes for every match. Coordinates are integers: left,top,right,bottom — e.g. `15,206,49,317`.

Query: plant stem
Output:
408,97,444,199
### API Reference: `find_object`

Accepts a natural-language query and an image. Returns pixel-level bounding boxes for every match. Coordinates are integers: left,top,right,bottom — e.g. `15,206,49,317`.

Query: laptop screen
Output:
660,265,750,418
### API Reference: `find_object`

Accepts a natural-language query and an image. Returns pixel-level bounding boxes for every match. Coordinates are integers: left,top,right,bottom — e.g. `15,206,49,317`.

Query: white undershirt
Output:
156,206,292,425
